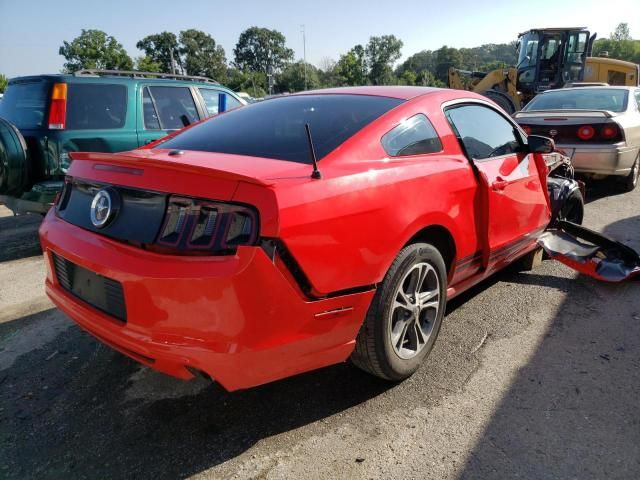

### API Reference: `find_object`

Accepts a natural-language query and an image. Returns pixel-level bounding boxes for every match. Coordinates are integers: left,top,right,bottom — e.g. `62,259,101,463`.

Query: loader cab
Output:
516,28,595,101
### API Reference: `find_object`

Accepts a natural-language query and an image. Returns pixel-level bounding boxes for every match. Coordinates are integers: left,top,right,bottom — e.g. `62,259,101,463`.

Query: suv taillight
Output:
152,196,259,255
48,83,67,130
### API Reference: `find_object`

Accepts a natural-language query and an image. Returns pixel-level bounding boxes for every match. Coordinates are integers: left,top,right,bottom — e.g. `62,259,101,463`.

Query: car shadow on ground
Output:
458,215,640,479
0,213,42,262
0,308,393,479
583,177,628,205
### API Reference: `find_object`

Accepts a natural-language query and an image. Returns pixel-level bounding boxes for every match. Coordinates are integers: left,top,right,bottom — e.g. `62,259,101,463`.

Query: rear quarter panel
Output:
274,94,481,295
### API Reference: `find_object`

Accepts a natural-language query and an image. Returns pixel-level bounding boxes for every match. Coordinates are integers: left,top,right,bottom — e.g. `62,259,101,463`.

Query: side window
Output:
445,104,520,160
226,94,242,110
199,88,220,116
66,84,127,130
142,87,160,130
147,86,198,130
634,90,640,110
381,114,442,156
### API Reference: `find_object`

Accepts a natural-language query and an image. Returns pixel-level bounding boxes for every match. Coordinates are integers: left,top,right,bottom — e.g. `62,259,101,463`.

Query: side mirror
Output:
527,135,555,154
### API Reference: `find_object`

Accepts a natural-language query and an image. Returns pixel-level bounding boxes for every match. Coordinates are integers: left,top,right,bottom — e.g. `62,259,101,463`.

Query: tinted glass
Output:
635,90,640,109
199,88,220,116
226,94,242,110
142,87,161,129
0,80,49,129
524,88,629,113
148,86,199,130
446,105,520,160
67,84,127,129
382,114,442,156
157,94,403,163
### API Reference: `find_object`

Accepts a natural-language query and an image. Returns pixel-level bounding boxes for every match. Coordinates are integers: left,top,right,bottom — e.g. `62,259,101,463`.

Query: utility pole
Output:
301,24,307,90
170,48,176,75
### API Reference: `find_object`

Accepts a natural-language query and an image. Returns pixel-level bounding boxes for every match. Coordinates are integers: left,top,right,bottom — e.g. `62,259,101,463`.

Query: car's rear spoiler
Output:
514,109,615,119
538,220,640,282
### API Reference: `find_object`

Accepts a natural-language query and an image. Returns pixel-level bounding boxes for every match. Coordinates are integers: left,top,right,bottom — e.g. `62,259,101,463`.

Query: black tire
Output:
482,90,516,115
0,117,29,196
351,243,447,381
620,156,639,193
558,188,584,225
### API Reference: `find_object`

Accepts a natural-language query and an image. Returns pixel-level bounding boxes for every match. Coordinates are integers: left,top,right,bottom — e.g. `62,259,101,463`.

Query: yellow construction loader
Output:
448,27,640,113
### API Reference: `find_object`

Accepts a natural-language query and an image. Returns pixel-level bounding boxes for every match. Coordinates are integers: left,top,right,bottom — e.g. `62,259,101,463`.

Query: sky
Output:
1,0,638,78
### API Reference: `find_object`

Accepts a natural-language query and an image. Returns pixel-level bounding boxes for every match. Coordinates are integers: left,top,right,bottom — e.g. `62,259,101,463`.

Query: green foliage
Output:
179,29,227,82
276,61,321,93
226,68,267,98
136,32,182,74
135,56,162,73
335,45,367,86
59,29,133,73
366,35,403,85
592,23,640,64
0,74,8,93
434,45,462,82
233,27,294,81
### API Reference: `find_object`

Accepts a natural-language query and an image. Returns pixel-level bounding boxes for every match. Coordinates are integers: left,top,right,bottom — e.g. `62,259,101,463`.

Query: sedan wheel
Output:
622,157,639,192
351,243,447,381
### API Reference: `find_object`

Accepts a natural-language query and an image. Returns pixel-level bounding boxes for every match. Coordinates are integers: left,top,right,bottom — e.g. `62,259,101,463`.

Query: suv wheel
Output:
351,243,447,381
0,118,29,196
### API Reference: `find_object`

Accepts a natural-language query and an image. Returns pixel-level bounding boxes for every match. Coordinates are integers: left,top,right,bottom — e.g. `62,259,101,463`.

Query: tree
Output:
0,74,7,93
335,45,367,85
137,32,182,74
611,23,631,41
226,68,267,98
179,29,227,82
59,29,133,73
366,35,403,85
434,46,462,83
317,57,342,88
276,61,321,92
233,27,294,90
135,56,161,73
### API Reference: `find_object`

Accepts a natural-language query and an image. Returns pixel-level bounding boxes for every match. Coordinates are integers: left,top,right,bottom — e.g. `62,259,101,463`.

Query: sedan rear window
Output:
157,94,404,163
0,80,49,129
525,89,629,113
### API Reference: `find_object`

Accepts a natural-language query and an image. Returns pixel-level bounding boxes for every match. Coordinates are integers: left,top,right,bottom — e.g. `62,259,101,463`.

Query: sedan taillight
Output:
153,196,259,255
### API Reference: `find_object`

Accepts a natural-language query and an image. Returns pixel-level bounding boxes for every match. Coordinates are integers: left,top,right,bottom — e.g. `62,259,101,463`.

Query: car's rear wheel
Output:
620,156,639,193
351,243,447,381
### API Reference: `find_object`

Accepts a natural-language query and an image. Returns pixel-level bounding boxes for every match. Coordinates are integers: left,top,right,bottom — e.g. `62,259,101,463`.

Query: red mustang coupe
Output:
39,87,575,391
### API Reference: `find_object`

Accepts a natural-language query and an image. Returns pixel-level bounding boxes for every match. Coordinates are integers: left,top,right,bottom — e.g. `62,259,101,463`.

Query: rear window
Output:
0,80,49,129
157,94,404,163
524,88,629,113
67,84,127,129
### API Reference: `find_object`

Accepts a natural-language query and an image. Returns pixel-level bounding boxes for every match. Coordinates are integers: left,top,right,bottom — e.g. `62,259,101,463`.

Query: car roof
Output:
541,86,637,93
7,73,237,93
296,86,445,100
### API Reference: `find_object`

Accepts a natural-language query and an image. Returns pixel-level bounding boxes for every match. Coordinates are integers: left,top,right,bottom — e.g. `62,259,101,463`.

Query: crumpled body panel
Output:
538,220,640,282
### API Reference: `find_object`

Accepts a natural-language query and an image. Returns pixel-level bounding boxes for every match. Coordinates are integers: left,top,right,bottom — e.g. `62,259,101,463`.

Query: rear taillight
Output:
153,196,259,255
48,83,67,130
576,125,595,141
600,125,619,140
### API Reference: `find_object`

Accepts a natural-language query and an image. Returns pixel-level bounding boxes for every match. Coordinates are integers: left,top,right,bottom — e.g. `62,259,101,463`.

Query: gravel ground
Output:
1,181,639,480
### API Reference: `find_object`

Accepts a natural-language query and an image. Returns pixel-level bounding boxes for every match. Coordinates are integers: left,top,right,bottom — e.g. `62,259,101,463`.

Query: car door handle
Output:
492,178,508,191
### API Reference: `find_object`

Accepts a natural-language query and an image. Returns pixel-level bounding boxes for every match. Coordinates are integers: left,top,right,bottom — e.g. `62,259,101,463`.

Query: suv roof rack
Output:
73,69,219,84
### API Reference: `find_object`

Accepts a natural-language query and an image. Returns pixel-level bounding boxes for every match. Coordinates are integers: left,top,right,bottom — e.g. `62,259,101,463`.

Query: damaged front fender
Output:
538,220,640,282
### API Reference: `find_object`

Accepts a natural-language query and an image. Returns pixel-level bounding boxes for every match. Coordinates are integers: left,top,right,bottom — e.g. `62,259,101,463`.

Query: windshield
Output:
524,89,629,113
0,80,50,129
517,32,540,68
156,94,404,163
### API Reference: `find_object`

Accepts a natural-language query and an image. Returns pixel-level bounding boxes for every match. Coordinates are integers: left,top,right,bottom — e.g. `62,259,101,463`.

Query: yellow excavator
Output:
448,27,640,113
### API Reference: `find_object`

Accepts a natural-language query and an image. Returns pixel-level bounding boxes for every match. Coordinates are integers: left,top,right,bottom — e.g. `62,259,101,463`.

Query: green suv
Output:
0,70,245,214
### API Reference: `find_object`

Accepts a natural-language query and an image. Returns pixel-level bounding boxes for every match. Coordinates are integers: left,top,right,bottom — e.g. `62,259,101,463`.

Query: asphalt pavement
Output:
1,181,639,479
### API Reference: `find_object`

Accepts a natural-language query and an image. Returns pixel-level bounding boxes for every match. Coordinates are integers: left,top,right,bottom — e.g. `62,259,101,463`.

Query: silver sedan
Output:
514,87,640,191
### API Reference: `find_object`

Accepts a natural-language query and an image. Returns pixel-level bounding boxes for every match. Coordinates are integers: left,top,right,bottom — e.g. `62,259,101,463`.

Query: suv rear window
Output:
0,80,49,129
67,84,127,129
157,94,403,163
